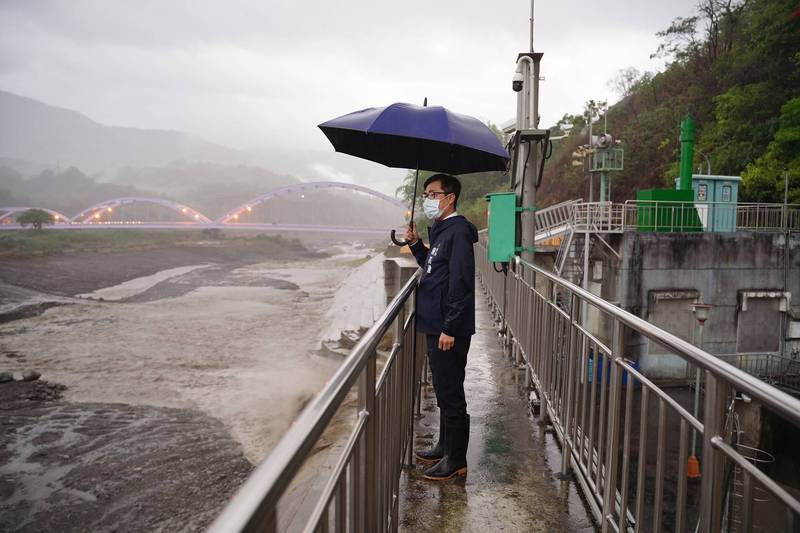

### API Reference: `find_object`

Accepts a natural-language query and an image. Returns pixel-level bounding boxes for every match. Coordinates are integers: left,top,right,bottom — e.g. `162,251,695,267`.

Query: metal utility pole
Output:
689,303,711,479
588,116,593,203
514,1,544,266
783,170,790,356
529,0,534,53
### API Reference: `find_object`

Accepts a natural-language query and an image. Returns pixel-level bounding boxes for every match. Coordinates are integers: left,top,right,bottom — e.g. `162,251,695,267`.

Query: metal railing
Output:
529,199,800,243
534,199,582,241
717,353,800,395
573,202,626,233
209,270,423,533
537,200,800,236
621,200,800,233
476,232,800,532
735,203,800,232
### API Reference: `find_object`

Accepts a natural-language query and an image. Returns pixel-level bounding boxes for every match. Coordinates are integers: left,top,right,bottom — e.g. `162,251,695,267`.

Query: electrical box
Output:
691,174,741,232
485,192,517,263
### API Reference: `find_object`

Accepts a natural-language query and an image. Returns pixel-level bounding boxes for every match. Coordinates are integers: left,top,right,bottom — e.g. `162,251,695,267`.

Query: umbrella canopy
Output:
318,102,510,175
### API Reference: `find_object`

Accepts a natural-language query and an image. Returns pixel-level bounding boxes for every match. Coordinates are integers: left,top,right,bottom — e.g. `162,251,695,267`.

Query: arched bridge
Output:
0,181,408,235
216,181,407,224
71,197,214,224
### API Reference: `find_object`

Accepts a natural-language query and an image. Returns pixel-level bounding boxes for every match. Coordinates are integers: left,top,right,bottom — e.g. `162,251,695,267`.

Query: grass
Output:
0,229,311,259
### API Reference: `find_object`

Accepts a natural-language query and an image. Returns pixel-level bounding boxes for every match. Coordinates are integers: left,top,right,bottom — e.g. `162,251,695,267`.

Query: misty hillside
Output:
0,166,159,216
112,163,298,218
0,90,247,172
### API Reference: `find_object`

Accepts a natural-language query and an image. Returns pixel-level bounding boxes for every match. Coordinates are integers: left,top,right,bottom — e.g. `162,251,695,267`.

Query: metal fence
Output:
209,270,423,533
620,201,800,233
546,201,800,235
717,353,800,395
476,232,800,532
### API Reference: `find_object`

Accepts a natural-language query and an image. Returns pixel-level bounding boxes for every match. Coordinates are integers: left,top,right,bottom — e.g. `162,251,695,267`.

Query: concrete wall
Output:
608,232,800,379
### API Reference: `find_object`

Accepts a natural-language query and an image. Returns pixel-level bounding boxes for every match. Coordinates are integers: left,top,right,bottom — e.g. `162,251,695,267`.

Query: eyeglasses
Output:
420,190,451,200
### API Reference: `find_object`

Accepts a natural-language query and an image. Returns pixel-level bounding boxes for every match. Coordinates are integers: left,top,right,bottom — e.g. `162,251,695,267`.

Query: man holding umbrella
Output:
405,173,478,481
318,100,509,481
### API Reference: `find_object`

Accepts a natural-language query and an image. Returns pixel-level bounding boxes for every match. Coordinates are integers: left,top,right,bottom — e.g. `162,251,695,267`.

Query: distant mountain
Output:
0,89,406,226
0,90,247,172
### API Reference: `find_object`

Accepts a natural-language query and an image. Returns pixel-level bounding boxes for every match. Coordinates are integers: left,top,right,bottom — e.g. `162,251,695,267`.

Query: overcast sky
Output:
0,0,698,192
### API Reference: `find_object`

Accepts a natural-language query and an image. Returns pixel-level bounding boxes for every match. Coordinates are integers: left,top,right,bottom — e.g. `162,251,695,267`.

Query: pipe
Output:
515,56,535,130
679,115,695,191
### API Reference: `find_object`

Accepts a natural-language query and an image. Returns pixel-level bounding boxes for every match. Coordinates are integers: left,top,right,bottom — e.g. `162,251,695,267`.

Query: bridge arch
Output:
216,181,407,224
71,197,213,224
0,206,72,224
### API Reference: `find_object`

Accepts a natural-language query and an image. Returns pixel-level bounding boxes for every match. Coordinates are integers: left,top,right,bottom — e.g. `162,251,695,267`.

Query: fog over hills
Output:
0,90,248,172
0,90,404,228
0,88,297,218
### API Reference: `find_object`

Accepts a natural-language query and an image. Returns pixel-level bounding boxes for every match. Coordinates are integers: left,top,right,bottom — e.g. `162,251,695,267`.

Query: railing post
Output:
699,372,728,532
560,293,580,475
601,321,624,533
359,352,377,533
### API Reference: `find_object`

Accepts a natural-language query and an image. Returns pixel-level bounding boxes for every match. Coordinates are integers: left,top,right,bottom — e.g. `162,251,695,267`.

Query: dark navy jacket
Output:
409,215,478,337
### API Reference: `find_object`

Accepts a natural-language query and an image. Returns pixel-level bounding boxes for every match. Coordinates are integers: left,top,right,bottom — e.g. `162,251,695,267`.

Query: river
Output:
0,245,385,531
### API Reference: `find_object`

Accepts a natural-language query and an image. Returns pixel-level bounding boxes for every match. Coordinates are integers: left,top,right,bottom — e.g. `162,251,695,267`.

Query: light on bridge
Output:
246,206,252,212
233,214,239,220
107,207,113,212
94,214,101,219
181,207,188,213
194,214,200,219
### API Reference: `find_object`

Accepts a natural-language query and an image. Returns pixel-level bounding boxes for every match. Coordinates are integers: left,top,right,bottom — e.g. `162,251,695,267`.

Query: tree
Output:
607,67,641,98
696,0,744,61
650,16,700,61
741,96,800,203
17,208,54,230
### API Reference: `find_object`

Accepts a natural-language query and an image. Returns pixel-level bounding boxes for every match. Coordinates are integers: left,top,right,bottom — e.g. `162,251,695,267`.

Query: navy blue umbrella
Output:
318,101,510,244
318,102,509,174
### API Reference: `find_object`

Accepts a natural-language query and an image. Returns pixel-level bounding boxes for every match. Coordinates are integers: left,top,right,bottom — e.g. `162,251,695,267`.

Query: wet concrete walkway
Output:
398,299,597,533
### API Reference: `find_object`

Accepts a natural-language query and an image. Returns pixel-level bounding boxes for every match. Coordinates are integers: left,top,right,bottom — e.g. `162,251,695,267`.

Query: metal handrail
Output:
475,233,800,532
622,199,800,232
513,255,800,423
209,269,422,533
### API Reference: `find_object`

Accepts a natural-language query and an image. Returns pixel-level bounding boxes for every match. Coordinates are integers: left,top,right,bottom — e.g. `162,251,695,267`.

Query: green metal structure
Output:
590,143,624,203
485,192,518,262
636,115,702,232
679,115,695,192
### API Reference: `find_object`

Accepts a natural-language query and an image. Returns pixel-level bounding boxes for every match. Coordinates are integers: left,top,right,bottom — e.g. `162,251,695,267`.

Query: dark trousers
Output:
426,334,471,418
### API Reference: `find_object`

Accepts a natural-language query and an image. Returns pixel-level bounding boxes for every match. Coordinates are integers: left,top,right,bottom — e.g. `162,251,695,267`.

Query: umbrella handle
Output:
390,229,409,247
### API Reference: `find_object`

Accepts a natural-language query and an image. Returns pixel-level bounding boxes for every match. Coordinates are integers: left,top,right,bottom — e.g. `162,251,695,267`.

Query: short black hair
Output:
423,173,461,208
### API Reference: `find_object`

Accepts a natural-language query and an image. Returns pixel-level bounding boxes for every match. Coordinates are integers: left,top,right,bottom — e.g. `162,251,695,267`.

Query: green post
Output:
600,172,609,202
679,115,695,191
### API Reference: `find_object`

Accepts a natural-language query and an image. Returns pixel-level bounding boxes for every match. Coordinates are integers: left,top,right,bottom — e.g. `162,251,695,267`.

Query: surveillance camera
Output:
512,71,524,92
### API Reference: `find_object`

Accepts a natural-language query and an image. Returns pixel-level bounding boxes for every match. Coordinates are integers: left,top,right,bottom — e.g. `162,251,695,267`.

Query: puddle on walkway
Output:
399,301,597,533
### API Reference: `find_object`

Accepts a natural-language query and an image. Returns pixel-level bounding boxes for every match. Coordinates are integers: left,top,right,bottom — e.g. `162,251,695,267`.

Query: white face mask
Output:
422,197,442,220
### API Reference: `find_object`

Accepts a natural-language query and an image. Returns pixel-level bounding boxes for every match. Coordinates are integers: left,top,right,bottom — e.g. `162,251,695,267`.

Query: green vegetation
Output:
0,229,308,259
539,0,800,206
16,208,54,230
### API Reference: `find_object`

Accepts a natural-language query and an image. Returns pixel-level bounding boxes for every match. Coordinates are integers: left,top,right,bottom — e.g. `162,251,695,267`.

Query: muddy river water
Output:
0,249,383,531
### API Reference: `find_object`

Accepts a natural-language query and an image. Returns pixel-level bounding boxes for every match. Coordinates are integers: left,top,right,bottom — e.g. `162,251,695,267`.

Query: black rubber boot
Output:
423,414,469,481
415,411,445,464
